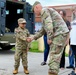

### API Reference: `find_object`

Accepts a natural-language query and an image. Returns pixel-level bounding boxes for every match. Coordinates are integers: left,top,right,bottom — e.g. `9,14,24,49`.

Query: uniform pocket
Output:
52,34,65,46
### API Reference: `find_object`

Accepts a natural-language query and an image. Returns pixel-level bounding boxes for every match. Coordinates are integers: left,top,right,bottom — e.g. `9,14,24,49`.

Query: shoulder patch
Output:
41,8,50,20
15,28,21,33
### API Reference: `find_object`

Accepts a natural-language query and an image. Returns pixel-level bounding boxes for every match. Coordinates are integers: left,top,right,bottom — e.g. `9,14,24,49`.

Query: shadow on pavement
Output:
0,49,15,55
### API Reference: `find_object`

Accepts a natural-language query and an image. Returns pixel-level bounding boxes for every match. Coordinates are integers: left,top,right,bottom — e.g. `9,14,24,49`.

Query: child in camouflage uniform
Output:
13,18,30,74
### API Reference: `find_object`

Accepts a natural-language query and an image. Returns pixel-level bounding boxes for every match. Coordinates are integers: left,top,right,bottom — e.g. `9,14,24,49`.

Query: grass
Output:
29,49,43,53
11,41,43,53
65,53,69,57
11,41,69,55
29,41,43,53
12,47,15,51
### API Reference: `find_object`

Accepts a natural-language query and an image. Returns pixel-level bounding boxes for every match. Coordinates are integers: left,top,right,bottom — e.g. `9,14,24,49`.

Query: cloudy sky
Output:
27,0,76,6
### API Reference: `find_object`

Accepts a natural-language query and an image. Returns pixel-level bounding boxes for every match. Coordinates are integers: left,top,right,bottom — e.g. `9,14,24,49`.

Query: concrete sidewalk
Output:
0,50,73,75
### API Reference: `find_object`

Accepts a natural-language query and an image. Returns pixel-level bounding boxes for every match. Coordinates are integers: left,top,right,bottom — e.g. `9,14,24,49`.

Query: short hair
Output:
72,6,76,11
60,10,66,16
32,1,41,12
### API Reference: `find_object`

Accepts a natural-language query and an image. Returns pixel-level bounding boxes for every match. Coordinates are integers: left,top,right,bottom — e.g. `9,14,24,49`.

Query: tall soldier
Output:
29,1,69,75
13,18,30,74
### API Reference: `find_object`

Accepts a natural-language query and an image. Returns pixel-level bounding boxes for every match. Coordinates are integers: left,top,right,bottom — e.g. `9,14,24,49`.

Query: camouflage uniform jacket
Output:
34,8,69,40
15,27,30,50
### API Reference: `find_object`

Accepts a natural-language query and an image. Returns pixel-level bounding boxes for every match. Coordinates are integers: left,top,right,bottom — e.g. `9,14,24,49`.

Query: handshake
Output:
26,37,34,42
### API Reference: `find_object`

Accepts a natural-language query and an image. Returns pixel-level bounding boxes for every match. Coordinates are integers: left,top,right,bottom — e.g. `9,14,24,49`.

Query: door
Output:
0,0,6,34
23,2,35,34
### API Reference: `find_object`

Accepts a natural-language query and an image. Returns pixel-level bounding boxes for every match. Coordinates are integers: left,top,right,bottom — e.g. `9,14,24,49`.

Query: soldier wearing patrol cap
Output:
13,18,30,74
29,1,69,75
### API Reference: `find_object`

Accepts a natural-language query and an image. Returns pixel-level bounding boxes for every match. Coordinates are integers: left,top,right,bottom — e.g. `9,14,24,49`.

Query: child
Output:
13,18,30,74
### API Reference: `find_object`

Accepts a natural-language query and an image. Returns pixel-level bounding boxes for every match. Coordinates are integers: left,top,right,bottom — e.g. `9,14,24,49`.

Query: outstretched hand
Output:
26,37,34,42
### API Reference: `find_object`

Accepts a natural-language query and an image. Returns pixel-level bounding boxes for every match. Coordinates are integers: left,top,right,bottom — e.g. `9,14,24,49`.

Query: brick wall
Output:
35,4,76,22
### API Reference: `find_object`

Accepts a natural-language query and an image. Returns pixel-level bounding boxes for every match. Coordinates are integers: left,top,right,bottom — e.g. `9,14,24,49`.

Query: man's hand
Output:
47,39,52,45
65,39,69,46
26,37,31,42
26,47,29,51
26,37,34,42
65,33,69,46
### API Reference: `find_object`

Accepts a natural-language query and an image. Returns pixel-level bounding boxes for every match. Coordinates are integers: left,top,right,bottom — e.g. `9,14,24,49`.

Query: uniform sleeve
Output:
27,42,31,49
34,26,45,40
26,29,30,48
26,29,30,37
15,28,27,41
41,9,53,40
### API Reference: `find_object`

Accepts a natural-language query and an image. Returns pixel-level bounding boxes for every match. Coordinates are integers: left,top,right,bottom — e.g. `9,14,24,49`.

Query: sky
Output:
27,0,76,6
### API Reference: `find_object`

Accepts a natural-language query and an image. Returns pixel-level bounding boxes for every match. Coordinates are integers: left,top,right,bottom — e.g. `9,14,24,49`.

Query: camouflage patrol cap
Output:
18,18,26,24
32,1,41,12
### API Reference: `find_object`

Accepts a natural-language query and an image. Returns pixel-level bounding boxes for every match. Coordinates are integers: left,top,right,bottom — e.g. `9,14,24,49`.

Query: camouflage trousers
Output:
14,49,28,68
48,33,69,75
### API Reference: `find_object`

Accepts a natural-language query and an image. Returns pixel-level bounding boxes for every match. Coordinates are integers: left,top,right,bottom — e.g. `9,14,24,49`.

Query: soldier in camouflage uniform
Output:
13,18,30,74
31,1,69,75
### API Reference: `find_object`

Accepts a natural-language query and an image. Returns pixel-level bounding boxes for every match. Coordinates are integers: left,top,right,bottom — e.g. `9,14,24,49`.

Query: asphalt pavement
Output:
0,50,73,75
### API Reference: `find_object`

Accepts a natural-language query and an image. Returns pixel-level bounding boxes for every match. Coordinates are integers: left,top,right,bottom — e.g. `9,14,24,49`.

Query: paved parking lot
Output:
0,50,73,75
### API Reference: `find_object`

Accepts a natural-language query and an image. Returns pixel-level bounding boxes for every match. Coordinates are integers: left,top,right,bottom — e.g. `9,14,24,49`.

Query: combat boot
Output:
24,67,29,74
13,68,18,74
48,72,57,75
